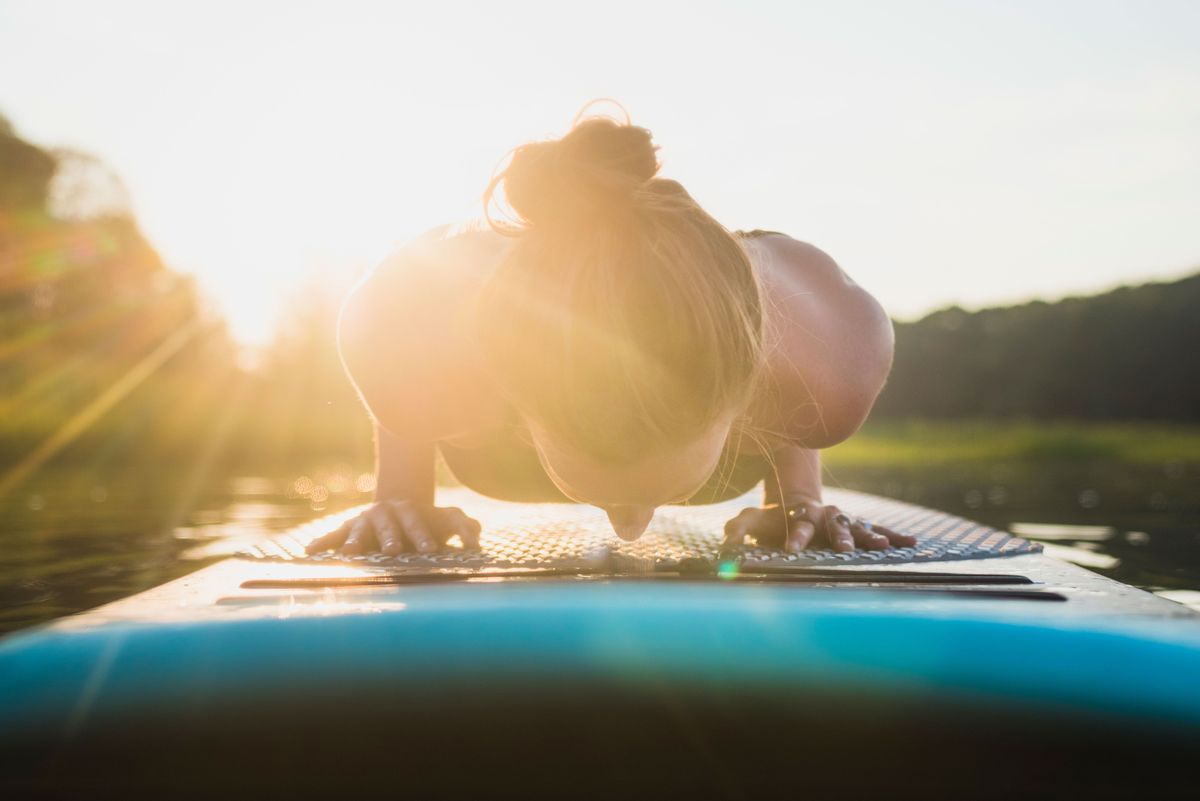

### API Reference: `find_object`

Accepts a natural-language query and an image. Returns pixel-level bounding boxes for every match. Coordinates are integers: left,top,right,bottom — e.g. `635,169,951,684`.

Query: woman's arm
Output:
719,234,916,552
762,445,821,507
723,443,916,554
305,424,481,555
749,234,896,449
374,424,435,507
305,232,493,556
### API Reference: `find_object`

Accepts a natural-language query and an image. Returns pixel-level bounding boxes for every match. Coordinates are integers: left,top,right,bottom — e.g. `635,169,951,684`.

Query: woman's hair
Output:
475,105,766,465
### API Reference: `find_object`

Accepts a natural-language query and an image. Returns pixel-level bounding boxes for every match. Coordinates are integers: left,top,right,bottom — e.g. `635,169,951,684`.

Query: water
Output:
1,461,1198,634
829,460,1200,611
0,468,372,634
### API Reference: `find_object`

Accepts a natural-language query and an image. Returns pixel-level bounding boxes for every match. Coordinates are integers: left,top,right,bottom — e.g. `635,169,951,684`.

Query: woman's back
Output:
311,108,903,556
338,224,890,502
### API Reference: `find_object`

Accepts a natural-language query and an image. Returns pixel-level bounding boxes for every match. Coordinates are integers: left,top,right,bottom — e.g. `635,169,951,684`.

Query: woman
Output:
309,107,915,556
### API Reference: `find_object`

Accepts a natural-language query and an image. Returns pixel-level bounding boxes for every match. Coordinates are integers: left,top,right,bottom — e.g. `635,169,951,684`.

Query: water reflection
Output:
1,460,1198,633
1009,522,1114,541
833,461,1200,614
0,469,368,634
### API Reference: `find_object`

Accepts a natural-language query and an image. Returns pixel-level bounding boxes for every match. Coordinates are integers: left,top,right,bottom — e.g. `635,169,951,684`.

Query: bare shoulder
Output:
746,233,863,294
338,225,513,440
746,232,894,447
747,232,888,339
350,225,507,304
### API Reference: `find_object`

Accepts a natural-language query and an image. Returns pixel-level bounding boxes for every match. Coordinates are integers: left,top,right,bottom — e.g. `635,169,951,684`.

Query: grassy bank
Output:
825,420,1200,468
6,418,1199,491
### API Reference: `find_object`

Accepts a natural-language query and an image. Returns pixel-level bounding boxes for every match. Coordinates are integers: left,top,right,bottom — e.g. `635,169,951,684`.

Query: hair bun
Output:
496,116,660,227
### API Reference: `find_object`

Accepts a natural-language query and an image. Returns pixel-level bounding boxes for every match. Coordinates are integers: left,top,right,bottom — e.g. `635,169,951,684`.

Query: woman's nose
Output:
605,506,656,541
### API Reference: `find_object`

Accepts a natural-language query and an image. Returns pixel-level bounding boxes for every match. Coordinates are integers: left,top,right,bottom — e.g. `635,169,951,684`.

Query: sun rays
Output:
0,317,206,499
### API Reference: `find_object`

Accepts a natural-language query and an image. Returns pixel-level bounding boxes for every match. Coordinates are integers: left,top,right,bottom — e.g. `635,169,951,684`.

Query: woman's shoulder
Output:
745,231,895,448
361,223,509,297
739,230,861,292
337,223,513,440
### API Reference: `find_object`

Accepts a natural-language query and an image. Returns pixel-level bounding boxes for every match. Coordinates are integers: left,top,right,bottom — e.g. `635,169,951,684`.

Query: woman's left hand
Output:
723,495,918,554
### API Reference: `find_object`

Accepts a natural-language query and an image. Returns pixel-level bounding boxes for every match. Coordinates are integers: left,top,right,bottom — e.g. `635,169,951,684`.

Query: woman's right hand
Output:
305,500,482,556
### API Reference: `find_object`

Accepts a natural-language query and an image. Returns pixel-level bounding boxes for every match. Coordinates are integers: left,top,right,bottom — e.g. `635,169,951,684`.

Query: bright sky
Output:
2,0,1198,344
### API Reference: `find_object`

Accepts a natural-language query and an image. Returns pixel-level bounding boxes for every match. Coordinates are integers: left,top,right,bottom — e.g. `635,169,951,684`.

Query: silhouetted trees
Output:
0,115,371,484
0,116,241,472
874,274,1200,421
2,110,1196,493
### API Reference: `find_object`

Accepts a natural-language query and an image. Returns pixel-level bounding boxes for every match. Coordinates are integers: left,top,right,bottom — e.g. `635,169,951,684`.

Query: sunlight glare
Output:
155,78,488,345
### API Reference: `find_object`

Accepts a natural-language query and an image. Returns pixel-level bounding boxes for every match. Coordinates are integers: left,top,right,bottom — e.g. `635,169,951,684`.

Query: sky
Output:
2,0,1198,344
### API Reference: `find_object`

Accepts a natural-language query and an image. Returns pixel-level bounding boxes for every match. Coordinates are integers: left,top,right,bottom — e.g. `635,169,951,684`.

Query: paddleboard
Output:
3,487,1197,799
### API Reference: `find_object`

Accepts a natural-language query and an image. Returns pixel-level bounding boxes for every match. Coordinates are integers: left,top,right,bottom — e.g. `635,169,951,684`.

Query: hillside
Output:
874,273,1200,420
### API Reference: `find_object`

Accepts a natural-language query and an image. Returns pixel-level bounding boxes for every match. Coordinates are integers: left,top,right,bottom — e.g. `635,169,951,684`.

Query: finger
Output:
824,506,855,552
771,503,818,548
873,524,918,548
306,521,351,554
850,521,890,551
438,507,482,549
341,518,376,555
749,505,792,548
371,507,408,556
723,508,758,546
786,520,816,553
392,501,437,553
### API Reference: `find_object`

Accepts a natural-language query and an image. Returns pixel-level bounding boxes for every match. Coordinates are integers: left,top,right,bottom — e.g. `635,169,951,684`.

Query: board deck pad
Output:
241,487,1041,571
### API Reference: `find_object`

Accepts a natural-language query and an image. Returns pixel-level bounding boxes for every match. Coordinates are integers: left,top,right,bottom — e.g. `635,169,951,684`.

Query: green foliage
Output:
0,118,374,487
0,119,56,210
875,275,1200,421
3,111,1198,505
826,419,1200,467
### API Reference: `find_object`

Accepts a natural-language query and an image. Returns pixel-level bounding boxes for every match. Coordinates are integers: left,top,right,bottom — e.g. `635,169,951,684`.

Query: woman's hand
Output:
306,500,482,556
723,495,917,554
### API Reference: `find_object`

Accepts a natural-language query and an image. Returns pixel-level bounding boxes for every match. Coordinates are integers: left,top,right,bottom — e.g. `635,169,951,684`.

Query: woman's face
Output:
528,416,733,541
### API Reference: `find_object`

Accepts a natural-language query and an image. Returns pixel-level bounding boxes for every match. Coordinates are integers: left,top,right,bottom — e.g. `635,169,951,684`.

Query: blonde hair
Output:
475,105,766,465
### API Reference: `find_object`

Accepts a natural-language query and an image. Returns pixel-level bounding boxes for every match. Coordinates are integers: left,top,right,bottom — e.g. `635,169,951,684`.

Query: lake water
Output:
832,460,1200,612
2,461,1198,634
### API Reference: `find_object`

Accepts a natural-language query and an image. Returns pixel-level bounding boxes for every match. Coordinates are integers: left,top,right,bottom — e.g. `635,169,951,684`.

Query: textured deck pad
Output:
242,486,1040,570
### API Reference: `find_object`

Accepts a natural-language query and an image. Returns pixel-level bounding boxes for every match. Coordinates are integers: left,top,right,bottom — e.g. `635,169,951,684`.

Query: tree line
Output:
2,114,1195,492
874,272,1200,421
0,117,370,483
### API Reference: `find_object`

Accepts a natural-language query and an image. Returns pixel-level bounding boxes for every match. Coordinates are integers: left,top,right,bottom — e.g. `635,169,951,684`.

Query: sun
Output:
142,79,488,347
